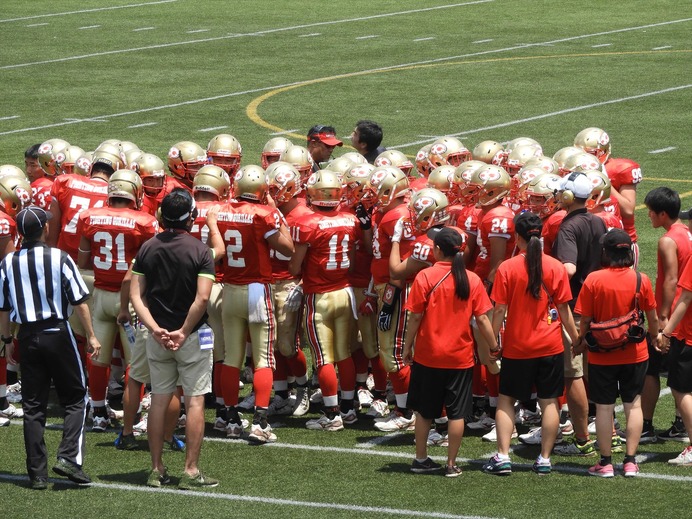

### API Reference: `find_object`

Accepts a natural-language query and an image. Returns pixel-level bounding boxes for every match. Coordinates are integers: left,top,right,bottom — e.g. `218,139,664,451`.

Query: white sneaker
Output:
177,413,187,429
516,407,541,426
482,425,518,442
340,409,358,425
669,446,692,465
133,414,148,436
427,429,449,447
292,386,310,416
0,417,9,427
366,373,375,391
306,413,344,431
309,388,323,405
374,411,415,432
267,395,294,416
366,399,389,419
467,413,495,430
226,421,244,439
0,404,23,419
518,426,563,445
140,393,151,411
92,415,110,432
6,382,21,403
357,388,374,408
213,417,227,433
248,423,277,443
237,394,255,411
107,406,124,421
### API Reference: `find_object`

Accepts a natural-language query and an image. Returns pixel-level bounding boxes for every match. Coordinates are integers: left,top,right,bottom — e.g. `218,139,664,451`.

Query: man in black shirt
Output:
350,120,386,164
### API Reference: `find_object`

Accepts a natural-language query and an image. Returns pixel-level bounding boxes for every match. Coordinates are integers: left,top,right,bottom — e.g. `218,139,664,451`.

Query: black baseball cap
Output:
16,206,53,237
680,209,691,220
600,228,631,251
160,188,196,222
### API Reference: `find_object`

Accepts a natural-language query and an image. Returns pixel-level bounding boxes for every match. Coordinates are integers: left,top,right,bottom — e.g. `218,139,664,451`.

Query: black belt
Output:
20,317,68,333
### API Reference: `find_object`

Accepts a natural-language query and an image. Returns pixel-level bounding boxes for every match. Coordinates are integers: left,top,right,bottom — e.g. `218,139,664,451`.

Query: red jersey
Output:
474,204,516,282
402,233,436,283
575,267,656,366
50,174,109,259
542,210,566,258
604,157,642,242
409,177,428,192
492,253,572,359
78,206,158,291
294,209,358,294
216,201,281,285
141,177,189,216
449,204,481,270
406,262,492,369
673,259,692,342
190,201,226,283
0,211,17,250
593,209,624,231
656,222,692,316
31,177,54,210
371,203,416,284
270,199,313,282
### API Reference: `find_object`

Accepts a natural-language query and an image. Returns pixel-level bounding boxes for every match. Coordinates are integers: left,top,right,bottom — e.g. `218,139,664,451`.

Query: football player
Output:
207,134,242,176
167,141,208,191
306,125,343,170
132,153,177,216
261,137,293,170
448,160,486,272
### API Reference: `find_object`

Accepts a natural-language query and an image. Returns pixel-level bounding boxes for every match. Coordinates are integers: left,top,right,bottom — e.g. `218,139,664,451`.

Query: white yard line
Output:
0,115,19,121
356,432,404,448
653,45,672,50
0,0,178,23
648,146,677,154
270,129,300,135
472,39,494,43
133,27,155,32
186,29,210,34
592,43,612,47
198,125,228,132
356,35,379,40
127,122,158,128
298,33,321,38
414,37,436,42
78,25,101,30
26,22,49,27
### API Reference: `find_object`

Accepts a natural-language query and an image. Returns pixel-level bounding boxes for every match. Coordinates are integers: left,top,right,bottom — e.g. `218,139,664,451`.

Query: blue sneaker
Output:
167,435,185,452
114,431,137,451
482,454,512,476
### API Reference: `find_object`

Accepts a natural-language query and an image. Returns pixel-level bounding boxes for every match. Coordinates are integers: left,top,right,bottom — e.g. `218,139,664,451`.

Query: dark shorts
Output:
588,361,648,405
667,337,692,393
407,363,473,421
645,335,670,376
499,354,564,402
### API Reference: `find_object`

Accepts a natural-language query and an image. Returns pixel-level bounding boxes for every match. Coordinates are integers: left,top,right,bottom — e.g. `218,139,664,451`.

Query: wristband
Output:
1,335,13,344
661,332,672,339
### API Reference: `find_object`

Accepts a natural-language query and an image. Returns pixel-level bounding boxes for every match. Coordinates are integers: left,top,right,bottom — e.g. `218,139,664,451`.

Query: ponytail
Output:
452,251,470,300
525,235,543,299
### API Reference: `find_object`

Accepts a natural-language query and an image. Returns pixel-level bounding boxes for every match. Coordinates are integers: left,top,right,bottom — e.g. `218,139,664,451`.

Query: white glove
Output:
391,217,405,244
284,284,304,312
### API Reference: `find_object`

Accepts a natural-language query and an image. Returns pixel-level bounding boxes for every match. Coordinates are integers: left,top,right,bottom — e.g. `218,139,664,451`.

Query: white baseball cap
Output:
560,172,592,200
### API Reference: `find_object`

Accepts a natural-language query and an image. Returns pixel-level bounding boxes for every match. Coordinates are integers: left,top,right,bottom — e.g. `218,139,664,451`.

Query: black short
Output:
588,361,648,404
499,354,564,402
667,337,692,393
407,363,473,420
645,335,670,376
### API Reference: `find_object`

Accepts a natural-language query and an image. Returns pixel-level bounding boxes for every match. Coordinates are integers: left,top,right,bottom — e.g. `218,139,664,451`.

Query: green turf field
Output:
1,0,691,517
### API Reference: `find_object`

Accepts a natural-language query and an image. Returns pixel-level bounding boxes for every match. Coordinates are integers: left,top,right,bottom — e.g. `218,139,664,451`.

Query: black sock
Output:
216,405,227,420
600,455,612,465
325,406,340,420
276,390,289,400
253,407,268,427
0,397,7,410
488,407,496,420
227,406,241,425
372,390,386,401
396,406,411,418
340,399,353,414
623,455,636,464
7,371,18,386
643,419,653,430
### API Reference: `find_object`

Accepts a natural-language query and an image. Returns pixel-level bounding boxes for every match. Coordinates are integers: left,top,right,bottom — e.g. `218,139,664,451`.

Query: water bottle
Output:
122,322,136,345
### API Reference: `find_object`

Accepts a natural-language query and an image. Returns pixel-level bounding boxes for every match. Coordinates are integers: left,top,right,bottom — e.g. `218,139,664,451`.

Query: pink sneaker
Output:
623,461,639,478
588,462,614,478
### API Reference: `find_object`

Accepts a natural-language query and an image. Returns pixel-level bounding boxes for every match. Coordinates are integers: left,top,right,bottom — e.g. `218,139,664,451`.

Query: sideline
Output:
0,0,177,23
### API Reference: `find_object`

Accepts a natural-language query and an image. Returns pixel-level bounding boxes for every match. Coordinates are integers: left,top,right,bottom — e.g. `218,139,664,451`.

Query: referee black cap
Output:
16,206,52,237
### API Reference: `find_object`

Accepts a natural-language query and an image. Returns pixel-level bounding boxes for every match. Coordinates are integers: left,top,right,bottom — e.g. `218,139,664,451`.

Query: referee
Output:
0,207,101,490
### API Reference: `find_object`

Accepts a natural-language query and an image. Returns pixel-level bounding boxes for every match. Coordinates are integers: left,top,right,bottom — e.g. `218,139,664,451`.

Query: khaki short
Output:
68,268,94,337
128,324,150,384
303,288,354,367
350,287,378,359
563,314,584,378
146,328,212,396
375,283,409,373
273,279,301,358
91,288,131,366
206,282,225,363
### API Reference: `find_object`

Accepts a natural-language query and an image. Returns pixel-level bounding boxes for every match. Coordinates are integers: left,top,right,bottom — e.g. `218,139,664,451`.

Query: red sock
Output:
220,365,240,406
389,365,410,396
213,361,223,397
285,348,307,378
336,358,356,393
88,364,110,402
486,371,499,398
317,364,338,399
371,355,388,393
274,353,288,386
0,357,6,387
253,367,273,408
472,363,487,397
10,338,20,363
75,334,88,368
351,349,369,378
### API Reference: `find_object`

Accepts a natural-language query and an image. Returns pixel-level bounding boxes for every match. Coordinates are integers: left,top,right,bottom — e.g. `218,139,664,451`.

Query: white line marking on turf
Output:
0,116,19,121
26,22,49,27
0,475,492,519
357,432,403,448
356,35,379,40
0,0,178,23
127,122,158,128
133,27,155,32
392,85,692,149
298,33,321,37
270,129,300,135
635,453,659,464
592,43,612,47
79,25,101,30
0,1,495,69
473,39,494,43
414,37,435,42
187,29,210,34
653,45,672,50
649,146,677,154
198,125,228,132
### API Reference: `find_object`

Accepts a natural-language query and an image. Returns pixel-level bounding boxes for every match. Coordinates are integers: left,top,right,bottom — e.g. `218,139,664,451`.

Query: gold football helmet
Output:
513,166,545,201
57,145,87,176
429,137,471,167
472,140,506,165
306,169,343,208
123,148,144,169
451,160,486,205
72,154,92,177
522,155,560,176
469,164,511,206
0,175,32,217
415,144,434,178
207,134,242,175
92,142,126,174
408,188,450,233
167,141,208,187
233,165,267,203
342,163,375,207
325,156,356,181
553,146,585,176
131,153,166,196
99,139,121,148
506,137,542,154
119,141,140,155
426,165,455,195
574,127,611,164
362,166,410,210
108,169,144,209
265,161,302,204
280,145,314,185
261,137,293,169
38,138,70,177
0,165,28,180
522,173,562,219
339,152,367,165
193,164,231,201
504,144,542,177
374,150,414,176
562,152,603,176
583,169,612,210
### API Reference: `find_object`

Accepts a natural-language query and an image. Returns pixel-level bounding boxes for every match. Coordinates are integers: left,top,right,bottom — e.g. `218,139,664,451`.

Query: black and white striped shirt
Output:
0,242,90,324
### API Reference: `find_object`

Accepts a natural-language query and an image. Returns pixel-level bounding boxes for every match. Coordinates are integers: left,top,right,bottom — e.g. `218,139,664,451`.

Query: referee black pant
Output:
18,320,88,479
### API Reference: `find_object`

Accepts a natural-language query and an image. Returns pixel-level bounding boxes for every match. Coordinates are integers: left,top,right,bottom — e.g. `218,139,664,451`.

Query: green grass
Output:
1,0,691,517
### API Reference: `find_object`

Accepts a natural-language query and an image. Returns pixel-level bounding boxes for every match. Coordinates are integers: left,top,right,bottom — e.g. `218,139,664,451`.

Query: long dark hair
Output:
434,227,469,300
515,212,544,299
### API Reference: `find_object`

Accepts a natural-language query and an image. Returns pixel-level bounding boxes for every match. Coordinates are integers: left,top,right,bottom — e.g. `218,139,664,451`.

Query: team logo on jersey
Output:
15,187,31,204
168,147,180,159
374,157,392,167
598,132,610,146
